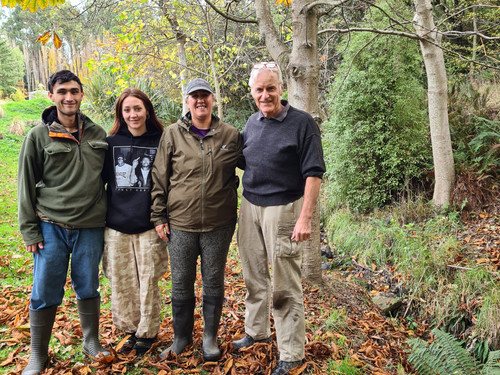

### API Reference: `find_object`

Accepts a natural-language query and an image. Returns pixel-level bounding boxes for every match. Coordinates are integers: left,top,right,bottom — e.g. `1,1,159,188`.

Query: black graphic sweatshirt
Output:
103,124,162,234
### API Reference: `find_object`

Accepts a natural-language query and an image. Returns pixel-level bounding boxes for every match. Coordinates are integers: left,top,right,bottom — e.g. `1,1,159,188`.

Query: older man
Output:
233,62,326,375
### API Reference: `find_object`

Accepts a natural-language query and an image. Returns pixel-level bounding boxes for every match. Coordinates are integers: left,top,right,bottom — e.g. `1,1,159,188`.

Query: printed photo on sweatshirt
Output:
113,146,157,189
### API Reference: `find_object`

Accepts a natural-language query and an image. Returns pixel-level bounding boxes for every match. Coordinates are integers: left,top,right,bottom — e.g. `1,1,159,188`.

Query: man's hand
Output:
155,223,170,242
291,216,312,242
291,176,321,243
26,242,43,254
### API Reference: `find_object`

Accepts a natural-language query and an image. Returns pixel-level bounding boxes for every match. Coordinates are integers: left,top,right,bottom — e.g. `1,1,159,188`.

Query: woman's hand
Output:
155,223,170,242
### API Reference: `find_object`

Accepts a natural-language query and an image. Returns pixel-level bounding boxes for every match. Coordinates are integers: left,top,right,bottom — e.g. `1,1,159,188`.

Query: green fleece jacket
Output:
17,106,108,245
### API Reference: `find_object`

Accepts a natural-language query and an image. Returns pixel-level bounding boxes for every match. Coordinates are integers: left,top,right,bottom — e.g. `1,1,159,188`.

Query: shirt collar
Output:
257,100,290,122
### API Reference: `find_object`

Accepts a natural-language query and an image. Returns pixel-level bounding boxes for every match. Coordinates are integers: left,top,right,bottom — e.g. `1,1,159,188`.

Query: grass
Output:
322,194,500,357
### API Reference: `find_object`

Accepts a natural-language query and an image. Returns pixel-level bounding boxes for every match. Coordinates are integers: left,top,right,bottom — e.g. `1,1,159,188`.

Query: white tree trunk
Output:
413,0,455,207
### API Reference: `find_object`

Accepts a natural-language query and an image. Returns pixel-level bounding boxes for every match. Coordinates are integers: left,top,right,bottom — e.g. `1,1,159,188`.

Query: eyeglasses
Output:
252,62,280,70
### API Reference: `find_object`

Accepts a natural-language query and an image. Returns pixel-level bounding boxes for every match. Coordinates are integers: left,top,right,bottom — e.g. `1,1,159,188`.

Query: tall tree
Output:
413,0,455,206
0,38,24,95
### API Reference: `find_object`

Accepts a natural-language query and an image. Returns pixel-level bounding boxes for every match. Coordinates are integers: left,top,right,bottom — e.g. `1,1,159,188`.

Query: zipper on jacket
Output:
200,138,206,231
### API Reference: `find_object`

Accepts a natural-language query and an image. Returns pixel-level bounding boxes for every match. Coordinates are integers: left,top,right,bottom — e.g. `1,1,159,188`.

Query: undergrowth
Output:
322,190,500,360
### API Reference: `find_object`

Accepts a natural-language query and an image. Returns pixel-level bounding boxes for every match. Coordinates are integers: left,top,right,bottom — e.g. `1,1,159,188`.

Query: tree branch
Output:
301,0,352,14
204,0,257,24
436,4,500,29
442,31,500,40
319,27,421,40
319,24,500,71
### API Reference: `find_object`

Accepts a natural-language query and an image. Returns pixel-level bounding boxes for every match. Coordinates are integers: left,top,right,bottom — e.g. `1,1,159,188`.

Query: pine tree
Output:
0,38,25,96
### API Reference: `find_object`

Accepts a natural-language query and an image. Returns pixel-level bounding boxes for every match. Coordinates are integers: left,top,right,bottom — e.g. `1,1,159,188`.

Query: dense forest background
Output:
0,0,499,373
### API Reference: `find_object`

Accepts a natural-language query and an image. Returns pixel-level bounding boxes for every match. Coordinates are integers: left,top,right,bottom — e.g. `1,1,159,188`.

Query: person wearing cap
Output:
151,78,242,361
232,62,325,375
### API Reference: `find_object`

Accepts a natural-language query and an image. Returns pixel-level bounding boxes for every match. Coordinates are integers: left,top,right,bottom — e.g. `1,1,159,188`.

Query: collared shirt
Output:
241,100,326,207
256,102,291,122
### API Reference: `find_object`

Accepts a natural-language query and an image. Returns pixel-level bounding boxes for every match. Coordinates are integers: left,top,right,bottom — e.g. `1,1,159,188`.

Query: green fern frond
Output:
408,337,450,375
408,328,482,375
483,350,500,375
431,328,480,374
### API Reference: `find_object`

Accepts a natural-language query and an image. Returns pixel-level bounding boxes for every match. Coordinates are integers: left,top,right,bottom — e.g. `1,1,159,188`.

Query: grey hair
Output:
248,62,283,89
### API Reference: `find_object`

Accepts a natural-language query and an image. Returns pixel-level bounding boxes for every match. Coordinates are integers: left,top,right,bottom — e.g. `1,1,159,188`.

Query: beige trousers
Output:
103,228,169,339
237,196,305,362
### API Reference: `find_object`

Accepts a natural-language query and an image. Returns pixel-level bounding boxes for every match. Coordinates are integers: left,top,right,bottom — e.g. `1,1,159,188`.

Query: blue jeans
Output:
30,221,104,310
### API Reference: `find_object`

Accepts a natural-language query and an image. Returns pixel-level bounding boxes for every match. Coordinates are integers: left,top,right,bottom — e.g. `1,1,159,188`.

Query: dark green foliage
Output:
0,38,25,96
224,106,253,131
323,3,430,212
448,80,500,176
408,328,500,375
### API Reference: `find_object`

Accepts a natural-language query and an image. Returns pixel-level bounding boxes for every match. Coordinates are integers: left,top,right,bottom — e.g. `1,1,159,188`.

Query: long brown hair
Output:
109,88,164,135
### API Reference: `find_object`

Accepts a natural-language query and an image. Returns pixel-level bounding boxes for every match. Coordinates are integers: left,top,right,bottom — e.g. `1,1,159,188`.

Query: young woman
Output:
102,89,169,354
151,78,242,361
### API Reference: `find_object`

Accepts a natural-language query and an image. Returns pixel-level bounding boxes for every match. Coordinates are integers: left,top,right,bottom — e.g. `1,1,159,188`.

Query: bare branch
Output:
319,23,500,71
442,31,500,40
436,4,500,29
319,27,421,40
359,0,414,34
301,0,352,14
204,0,257,24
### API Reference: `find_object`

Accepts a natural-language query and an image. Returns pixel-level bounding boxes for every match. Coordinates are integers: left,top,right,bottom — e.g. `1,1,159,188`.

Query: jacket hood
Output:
41,105,59,125
41,105,95,133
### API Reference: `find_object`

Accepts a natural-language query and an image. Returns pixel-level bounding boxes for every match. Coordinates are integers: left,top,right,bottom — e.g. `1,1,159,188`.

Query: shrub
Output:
448,80,500,176
224,106,253,131
10,88,25,102
323,4,430,212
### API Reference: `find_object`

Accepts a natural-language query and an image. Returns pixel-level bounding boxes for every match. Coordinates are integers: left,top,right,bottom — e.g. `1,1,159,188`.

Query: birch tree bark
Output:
413,0,455,207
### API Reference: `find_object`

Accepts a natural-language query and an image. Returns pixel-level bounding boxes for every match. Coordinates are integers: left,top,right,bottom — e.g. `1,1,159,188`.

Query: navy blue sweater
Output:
241,101,326,207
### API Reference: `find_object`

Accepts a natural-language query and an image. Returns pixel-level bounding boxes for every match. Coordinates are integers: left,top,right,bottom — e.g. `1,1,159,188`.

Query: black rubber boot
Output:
77,297,111,359
160,297,196,359
202,295,224,361
232,334,271,349
22,306,57,375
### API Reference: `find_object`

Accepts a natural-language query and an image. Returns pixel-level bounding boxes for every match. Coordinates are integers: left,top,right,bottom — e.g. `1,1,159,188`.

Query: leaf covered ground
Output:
1,249,421,375
1,209,499,374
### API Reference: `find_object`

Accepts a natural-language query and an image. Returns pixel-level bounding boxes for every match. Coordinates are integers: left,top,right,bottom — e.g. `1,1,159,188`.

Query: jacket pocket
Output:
87,140,108,150
44,142,71,155
275,222,301,257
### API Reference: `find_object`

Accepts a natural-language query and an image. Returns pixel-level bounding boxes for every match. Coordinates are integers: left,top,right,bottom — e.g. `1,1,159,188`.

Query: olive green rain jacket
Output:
151,114,242,232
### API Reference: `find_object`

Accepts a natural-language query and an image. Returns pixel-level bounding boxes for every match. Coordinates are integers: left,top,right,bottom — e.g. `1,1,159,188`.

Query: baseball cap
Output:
186,78,213,95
